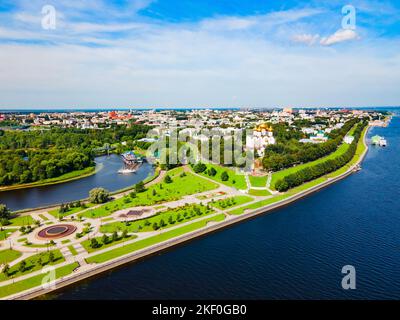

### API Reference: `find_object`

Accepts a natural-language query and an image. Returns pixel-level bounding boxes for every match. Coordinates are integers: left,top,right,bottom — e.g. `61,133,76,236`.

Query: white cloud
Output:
292,33,320,45
0,5,399,108
320,29,359,46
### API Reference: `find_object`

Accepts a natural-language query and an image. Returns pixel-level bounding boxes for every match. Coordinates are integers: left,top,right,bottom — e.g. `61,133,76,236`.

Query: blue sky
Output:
0,0,399,109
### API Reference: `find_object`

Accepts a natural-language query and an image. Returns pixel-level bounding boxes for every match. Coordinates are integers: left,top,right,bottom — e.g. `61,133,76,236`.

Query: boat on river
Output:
118,168,136,174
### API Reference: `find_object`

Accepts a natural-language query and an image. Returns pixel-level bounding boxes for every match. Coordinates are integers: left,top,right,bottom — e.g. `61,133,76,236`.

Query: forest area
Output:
0,124,151,186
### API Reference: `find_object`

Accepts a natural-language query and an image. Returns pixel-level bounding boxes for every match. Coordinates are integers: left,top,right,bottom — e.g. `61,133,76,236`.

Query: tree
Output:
48,251,55,263
160,219,166,227
89,188,110,204
0,204,10,220
209,167,217,177
164,175,172,184
2,264,10,277
135,181,146,193
152,222,159,230
122,229,128,238
90,238,100,248
102,234,110,244
112,231,119,242
19,260,27,273
129,191,137,198
221,171,229,181
193,163,207,173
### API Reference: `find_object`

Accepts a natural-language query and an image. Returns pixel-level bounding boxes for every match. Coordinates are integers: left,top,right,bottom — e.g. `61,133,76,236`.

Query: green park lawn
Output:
197,164,247,190
8,215,35,226
68,245,78,256
80,167,218,219
0,262,79,299
86,214,226,264
38,214,49,221
248,189,271,196
210,196,253,210
248,175,268,188
0,228,18,240
0,250,64,282
0,249,22,264
48,203,96,218
100,203,214,234
81,234,136,253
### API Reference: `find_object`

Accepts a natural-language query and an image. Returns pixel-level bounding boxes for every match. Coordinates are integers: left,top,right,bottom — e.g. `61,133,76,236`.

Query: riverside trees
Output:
89,188,110,204
275,121,367,192
0,124,151,187
262,119,359,172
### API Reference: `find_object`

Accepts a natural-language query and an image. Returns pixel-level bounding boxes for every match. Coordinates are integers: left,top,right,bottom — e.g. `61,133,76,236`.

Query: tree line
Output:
262,119,359,172
275,121,367,192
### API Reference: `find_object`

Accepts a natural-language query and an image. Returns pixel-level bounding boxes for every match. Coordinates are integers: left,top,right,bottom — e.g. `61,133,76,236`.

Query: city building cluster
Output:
0,108,385,158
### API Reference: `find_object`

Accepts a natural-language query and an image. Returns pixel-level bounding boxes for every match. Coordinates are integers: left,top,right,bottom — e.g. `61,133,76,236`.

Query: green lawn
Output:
0,250,64,282
270,143,350,190
8,215,35,226
210,196,253,210
198,164,247,190
248,175,268,188
0,249,22,264
68,245,78,256
229,177,327,215
100,204,214,234
0,228,18,240
24,243,57,248
87,214,226,264
38,214,49,221
0,262,79,299
80,167,218,219
48,203,96,218
81,235,136,253
248,189,272,197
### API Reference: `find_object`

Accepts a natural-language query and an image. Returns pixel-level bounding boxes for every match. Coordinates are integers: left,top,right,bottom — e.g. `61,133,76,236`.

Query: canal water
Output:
0,155,154,211
50,113,400,300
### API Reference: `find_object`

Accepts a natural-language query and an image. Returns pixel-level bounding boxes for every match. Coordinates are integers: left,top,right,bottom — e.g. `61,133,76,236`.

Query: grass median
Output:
86,214,226,264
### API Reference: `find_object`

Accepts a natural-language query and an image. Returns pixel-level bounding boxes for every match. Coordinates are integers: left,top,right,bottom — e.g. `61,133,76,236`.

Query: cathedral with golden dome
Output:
246,123,276,157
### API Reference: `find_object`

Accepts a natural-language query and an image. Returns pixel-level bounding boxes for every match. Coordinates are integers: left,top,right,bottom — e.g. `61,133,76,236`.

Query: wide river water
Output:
0,154,154,211
47,113,400,300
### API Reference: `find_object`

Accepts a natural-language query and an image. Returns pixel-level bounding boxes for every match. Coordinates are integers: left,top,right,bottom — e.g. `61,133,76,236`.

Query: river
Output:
48,113,400,300
0,154,154,211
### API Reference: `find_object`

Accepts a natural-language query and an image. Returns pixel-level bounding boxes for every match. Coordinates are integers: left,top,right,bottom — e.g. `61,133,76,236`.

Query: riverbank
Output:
0,166,98,192
2,125,370,300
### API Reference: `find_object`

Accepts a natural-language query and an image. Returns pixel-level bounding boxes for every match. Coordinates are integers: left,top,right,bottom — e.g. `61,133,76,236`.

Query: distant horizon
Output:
0,105,399,112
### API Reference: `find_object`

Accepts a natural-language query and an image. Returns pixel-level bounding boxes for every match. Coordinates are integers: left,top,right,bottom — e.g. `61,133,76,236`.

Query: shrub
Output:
164,175,173,184
221,171,229,181
193,163,207,173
